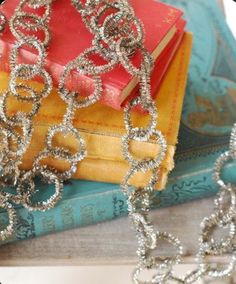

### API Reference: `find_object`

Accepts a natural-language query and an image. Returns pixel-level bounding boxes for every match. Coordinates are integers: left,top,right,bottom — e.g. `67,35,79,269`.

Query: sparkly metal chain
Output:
130,124,236,284
0,0,236,283
0,0,56,240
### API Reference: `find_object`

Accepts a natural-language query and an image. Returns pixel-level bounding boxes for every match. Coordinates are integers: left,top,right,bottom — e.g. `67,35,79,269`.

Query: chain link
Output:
0,0,55,237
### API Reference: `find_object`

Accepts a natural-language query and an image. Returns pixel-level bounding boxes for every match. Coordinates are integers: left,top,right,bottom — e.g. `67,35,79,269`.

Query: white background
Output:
0,1,235,284
224,0,236,38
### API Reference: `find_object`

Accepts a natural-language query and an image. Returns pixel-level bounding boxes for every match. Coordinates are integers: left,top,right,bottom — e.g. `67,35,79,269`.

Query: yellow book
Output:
0,32,192,190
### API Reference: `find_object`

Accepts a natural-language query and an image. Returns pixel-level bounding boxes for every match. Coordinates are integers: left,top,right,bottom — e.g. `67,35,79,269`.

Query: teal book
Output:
162,0,236,186
162,0,236,150
0,162,235,246
1,0,236,246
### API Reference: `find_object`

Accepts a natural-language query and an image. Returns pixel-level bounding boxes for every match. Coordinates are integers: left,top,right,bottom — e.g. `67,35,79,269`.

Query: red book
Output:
0,0,184,109
123,17,186,108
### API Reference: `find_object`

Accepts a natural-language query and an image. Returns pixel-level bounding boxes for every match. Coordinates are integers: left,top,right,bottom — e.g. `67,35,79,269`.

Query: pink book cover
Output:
0,0,184,109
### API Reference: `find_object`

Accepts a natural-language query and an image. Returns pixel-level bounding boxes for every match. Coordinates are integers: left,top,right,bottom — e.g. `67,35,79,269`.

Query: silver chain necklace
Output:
0,0,235,283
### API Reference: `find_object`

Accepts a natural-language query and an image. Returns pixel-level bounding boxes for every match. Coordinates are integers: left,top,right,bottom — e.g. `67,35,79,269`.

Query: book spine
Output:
1,164,232,246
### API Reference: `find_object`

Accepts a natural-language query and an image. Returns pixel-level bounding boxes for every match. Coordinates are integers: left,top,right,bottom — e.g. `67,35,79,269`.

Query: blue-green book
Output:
164,0,236,188
0,163,235,246
1,0,236,245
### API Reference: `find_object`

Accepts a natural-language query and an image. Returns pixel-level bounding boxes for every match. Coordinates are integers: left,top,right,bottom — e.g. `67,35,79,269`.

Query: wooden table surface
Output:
0,196,233,266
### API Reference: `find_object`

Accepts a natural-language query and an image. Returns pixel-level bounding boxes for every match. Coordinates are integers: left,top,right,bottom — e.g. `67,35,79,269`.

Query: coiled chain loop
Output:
0,0,56,237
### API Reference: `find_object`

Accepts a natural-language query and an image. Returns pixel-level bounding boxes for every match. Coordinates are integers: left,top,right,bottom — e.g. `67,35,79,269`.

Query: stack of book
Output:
0,0,235,245
0,0,189,190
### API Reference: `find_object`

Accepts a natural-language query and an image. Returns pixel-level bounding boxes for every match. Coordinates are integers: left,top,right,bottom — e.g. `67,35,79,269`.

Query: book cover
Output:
0,150,234,247
160,0,236,178
0,0,184,109
0,32,193,190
